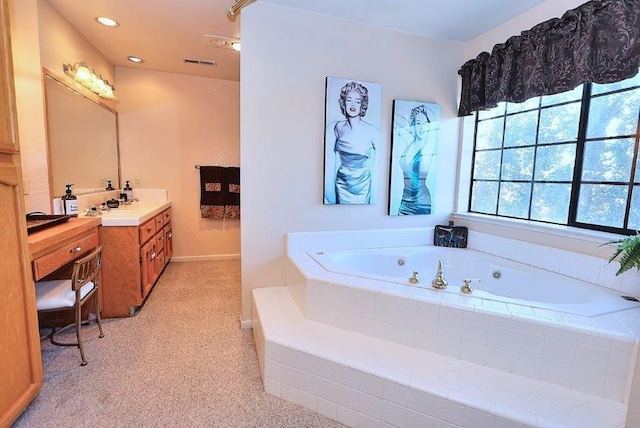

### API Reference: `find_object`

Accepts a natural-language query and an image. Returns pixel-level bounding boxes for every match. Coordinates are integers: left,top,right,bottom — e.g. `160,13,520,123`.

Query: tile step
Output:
252,286,627,428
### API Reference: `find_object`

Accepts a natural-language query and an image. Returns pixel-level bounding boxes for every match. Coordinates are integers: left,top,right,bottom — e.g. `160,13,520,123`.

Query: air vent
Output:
183,58,217,67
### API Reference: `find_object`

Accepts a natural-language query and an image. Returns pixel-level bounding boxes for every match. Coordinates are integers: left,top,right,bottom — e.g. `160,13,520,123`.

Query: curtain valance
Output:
457,0,640,117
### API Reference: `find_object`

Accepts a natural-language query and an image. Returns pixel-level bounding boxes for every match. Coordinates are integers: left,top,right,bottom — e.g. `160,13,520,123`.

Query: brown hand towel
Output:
200,166,226,219
224,167,240,219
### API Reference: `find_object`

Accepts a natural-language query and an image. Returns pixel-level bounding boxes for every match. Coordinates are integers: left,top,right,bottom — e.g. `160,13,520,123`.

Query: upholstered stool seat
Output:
36,279,94,311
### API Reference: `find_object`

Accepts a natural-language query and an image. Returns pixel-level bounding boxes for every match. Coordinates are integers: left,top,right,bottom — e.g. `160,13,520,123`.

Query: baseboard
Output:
240,319,252,329
171,254,241,262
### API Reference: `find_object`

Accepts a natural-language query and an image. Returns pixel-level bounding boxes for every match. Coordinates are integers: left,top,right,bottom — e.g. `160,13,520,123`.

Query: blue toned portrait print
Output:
323,77,382,205
388,100,441,216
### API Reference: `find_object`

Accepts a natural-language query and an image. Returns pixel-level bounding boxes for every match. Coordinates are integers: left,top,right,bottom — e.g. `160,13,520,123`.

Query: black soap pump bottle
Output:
105,180,115,191
62,184,78,216
123,180,133,200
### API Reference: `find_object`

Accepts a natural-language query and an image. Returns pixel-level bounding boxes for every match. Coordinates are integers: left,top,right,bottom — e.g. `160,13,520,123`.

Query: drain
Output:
398,258,406,266
492,270,502,279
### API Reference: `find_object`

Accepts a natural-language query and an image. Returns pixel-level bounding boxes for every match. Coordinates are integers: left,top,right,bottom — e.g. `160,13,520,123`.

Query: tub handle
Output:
408,271,420,284
461,278,481,294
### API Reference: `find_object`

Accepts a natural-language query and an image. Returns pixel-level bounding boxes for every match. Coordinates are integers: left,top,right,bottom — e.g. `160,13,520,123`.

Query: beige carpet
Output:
14,260,344,428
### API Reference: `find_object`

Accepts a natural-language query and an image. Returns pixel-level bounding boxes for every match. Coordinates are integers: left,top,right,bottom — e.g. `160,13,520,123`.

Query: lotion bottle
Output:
61,184,78,216
123,180,133,201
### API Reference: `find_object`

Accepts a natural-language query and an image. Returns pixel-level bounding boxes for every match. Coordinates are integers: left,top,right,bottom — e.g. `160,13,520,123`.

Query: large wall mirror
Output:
43,68,120,197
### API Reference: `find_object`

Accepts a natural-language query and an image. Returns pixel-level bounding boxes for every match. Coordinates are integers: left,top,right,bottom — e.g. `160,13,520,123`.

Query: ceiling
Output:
46,0,550,82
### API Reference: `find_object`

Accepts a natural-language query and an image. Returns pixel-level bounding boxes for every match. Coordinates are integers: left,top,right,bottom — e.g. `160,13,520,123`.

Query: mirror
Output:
43,69,120,197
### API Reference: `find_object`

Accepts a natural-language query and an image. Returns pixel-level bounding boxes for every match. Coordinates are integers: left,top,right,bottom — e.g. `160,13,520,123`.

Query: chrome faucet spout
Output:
431,260,448,289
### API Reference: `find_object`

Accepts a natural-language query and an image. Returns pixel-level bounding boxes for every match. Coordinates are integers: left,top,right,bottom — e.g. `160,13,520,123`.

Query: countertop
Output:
27,217,101,260
77,201,171,227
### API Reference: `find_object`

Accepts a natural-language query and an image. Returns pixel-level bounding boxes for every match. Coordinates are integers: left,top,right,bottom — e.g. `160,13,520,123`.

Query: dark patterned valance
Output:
457,0,640,117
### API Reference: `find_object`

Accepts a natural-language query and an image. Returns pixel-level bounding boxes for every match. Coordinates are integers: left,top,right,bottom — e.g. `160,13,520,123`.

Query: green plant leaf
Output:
603,233,640,276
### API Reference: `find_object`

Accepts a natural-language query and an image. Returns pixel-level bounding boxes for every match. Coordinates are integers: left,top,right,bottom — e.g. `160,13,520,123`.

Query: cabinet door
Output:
163,223,173,261
0,0,43,424
140,237,156,298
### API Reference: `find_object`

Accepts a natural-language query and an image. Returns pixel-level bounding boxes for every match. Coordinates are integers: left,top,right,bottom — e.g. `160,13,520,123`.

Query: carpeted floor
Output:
14,260,344,428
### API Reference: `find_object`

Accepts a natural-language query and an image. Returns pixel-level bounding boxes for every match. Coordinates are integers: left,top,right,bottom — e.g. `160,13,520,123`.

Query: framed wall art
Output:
388,100,441,215
323,77,382,205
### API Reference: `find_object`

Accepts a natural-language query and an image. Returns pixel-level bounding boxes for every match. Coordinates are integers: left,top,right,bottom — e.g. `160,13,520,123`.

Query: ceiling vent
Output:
183,58,217,67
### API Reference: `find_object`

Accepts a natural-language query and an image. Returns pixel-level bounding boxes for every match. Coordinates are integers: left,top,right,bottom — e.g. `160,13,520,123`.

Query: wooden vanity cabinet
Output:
100,207,172,317
0,0,43,423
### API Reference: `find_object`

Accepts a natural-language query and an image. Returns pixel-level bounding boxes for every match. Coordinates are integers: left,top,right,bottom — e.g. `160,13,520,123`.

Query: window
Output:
469,72,640,235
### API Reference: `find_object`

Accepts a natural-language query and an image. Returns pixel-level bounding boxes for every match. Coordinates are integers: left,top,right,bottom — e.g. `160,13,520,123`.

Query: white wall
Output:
116,67,241,258
240,2,465,322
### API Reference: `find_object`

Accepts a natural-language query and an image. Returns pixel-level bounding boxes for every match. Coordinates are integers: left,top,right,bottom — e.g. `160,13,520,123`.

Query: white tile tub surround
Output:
467,231,640,298
253,287,628,428
285,229,640,403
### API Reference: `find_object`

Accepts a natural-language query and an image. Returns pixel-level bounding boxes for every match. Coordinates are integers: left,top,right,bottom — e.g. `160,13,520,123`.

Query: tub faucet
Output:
431,260,448,289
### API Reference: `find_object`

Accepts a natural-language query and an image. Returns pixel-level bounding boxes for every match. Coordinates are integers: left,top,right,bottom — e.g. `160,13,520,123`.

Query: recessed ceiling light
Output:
231,42,241,52
127,56,145,63
95,16,119,27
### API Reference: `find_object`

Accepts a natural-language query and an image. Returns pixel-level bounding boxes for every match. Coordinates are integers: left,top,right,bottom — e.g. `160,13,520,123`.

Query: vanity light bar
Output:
62,62,117,100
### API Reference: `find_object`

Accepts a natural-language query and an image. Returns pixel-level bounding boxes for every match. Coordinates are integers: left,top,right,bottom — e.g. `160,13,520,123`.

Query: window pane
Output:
629,186,640,230
587,88,640,138
498,182,531,219
501,147,534,180
507,97,539,114
592,72,640,95
541,85,584,106
576,184,628,228
534,144,576,181
582,139,634,182
504,111,538,147
478,102,506,120
471,181,498,214
531,183,571,223
636,155,640,183
473,150,501,180
538,103,580,144
476,118,504,150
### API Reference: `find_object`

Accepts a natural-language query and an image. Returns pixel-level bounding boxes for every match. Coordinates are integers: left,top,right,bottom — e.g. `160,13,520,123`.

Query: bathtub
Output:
309,245,640,317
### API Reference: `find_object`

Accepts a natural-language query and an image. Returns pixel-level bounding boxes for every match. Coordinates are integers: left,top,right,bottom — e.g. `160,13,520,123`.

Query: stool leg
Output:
94,289,104,339
76,304,87,366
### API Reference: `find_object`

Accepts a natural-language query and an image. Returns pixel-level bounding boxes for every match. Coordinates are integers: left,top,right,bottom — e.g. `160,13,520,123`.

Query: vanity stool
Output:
35,246,105,366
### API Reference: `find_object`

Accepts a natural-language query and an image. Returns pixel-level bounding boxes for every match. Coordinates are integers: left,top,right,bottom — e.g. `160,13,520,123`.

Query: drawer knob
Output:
158,236,164,241
69,246,82,253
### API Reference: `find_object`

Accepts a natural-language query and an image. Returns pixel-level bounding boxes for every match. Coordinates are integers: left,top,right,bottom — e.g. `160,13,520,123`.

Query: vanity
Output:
86,201,174,317
27,217,102,326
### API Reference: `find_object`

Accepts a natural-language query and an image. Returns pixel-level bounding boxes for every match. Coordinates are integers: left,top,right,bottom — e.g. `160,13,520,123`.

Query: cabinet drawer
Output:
32,230,99,280
139,218,156,244
155,212,167,229
156,229,165,253
162,208,171,225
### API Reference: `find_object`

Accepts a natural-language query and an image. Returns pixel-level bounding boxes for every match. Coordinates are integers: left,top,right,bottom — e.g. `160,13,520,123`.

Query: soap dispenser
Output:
123,180,133,200
61,184,78,216
105,180,115,191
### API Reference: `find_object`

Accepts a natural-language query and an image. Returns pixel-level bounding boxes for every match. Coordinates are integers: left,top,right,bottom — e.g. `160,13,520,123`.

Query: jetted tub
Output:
309,245,640,317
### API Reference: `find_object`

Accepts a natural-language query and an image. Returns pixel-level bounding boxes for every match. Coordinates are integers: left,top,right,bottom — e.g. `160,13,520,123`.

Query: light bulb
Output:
75,63,91,82
231,42,241,52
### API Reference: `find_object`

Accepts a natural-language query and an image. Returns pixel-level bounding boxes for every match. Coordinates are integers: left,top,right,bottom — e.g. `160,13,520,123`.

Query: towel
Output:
200,166,226,219
199,166,241,219
224,167,240,219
